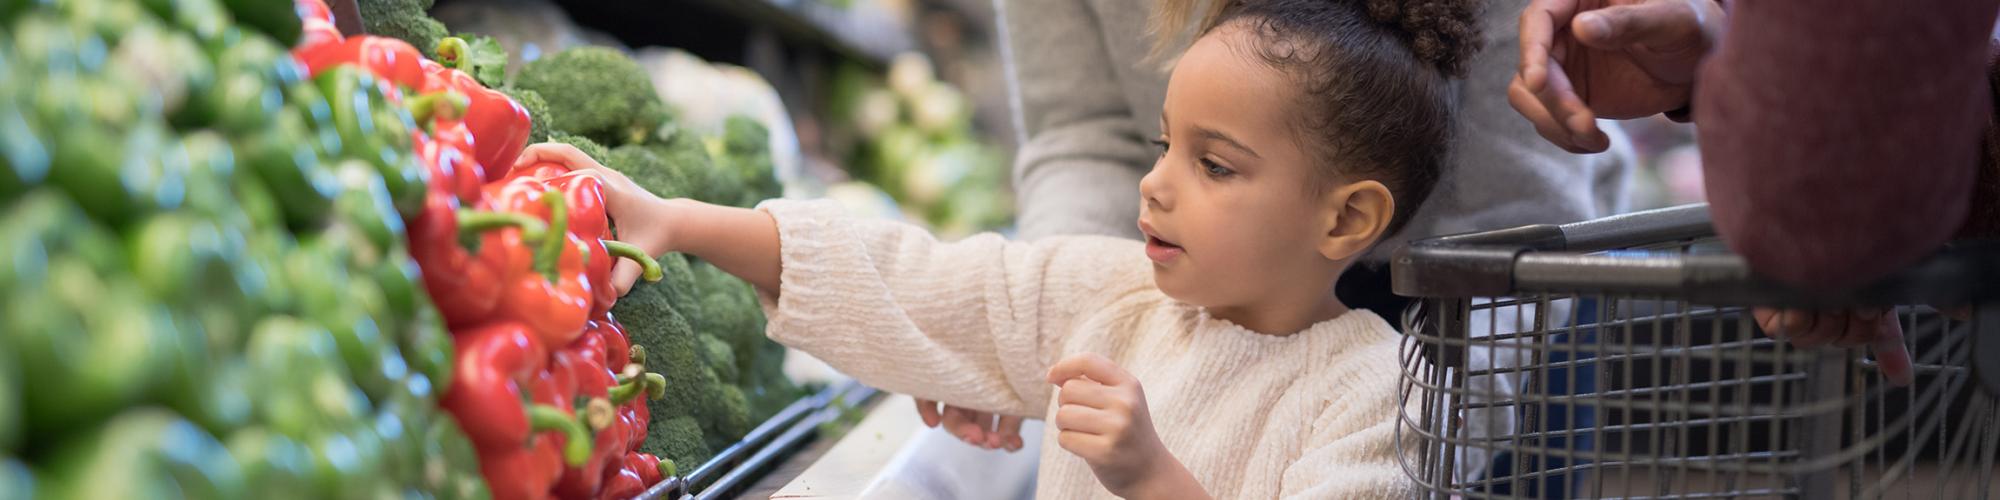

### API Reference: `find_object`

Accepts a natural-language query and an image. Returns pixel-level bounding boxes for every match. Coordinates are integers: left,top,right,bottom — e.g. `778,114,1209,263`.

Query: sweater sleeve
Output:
998,0,1155,240
1695,0,2000,289
755,199,1140,418
1278,356,1416,499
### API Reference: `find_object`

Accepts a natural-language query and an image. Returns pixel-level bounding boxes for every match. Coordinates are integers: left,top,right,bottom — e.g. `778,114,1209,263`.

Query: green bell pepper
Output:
169,357,254,438
0,192,179,437
220,0,301,47
0,347,18,452
244,316,355,437
316,65,426,215
306,422,387,500
238,108,338,230
424,416,489,500
37,408,245,500
224,427,314,500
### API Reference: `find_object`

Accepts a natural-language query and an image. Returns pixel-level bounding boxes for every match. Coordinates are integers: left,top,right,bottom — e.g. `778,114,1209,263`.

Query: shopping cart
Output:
1391,203,2000,499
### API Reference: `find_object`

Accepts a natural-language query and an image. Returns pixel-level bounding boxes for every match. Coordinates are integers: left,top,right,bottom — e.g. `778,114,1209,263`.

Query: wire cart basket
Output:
1391,204,2000,499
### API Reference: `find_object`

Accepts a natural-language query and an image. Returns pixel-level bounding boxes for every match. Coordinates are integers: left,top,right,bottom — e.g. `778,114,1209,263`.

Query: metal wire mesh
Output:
1395,234,2000,499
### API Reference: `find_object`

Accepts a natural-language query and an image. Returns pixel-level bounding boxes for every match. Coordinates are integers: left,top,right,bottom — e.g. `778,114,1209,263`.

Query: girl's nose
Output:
1140,159,1172,212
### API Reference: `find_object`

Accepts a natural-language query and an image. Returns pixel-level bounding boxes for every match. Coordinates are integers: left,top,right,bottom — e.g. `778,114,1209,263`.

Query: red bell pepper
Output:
481,178,595,346
433,37,533,180
410,189,546,328
293,0,340,49
555,337,633,499
479,432,566,500
518,167,664,315
298,35,430,89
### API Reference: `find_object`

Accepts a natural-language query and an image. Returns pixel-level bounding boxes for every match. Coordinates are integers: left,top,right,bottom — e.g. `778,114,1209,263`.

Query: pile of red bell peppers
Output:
293,3,674,498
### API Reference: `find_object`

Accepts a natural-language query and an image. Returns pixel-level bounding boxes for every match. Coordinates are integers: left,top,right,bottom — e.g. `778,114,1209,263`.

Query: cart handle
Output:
1390,203,2000,307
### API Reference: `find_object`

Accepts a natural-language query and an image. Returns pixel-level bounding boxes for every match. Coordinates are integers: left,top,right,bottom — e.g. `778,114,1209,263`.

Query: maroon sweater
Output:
1695,0,2000,289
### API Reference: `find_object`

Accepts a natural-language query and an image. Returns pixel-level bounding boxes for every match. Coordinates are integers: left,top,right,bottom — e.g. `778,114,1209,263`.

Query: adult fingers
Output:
1572,0,1707,54
1519,0,1581,93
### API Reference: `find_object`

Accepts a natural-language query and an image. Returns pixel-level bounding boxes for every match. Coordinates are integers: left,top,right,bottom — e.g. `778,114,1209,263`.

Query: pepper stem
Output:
609,376,644,405
457,210,548,243
603,240,664,282
535,190,569,283
404,90,470,126
644,372,666,400
583,398,616,431
527,404,594,467
629,345,647,365
437,37,471,71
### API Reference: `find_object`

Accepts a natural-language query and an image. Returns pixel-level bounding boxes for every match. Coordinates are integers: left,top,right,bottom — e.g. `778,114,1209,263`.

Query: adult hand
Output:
914,398,1027,452
1510,0,1724,153
1754,308,1914,386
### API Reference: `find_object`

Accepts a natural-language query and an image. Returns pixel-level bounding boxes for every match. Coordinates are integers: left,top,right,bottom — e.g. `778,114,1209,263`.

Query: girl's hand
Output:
915,398,1027,451
514,143,676,295
1046,353,1204,499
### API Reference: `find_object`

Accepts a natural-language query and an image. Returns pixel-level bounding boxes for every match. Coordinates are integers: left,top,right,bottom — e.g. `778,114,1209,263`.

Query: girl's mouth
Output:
1144,235,1184,263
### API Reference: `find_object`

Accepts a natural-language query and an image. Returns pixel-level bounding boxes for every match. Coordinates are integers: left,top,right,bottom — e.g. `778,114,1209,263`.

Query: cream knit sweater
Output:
755,200,1417,499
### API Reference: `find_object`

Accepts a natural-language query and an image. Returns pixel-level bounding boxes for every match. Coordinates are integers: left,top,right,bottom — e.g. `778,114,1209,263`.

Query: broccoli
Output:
357,0,447,58
615,254,754,455
718,115,781,206
512,47,666,148
697,333,737,385
708,385,753,450
499,87,551,144
546,132,608,165
646,416,711,470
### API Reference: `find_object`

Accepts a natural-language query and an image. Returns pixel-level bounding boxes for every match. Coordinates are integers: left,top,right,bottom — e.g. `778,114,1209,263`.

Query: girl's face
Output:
1141,22,1385,323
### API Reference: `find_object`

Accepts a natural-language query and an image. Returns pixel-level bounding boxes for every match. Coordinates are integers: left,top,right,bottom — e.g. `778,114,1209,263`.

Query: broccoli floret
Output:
645,416,711,470
512,47,666,147
604,145,693,201
718,115,781,206
358,0,447,58
698,333,737,385
708,385,753,450
614,258,753,450
498,87,551,144
546,132,608,165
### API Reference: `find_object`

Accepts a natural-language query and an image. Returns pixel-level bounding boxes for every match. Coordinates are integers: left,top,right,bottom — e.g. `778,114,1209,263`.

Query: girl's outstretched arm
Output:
513,143,781,294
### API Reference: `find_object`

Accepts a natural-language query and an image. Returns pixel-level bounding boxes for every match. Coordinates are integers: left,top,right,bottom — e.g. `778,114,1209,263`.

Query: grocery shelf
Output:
636,379,880,500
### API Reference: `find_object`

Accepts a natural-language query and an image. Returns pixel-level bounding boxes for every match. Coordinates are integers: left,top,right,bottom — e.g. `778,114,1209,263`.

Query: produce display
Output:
1,0,955,496
352,0,806,487
0,0,490,498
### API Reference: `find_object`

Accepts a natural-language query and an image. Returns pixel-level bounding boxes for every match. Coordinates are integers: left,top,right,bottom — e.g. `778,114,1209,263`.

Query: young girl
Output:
526,0,1479,496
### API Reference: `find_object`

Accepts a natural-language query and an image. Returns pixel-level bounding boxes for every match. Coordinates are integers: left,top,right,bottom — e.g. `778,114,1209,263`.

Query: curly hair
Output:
1149,0,1484,237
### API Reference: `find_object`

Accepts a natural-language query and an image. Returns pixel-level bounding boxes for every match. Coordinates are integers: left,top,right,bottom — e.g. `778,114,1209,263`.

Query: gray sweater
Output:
997,0,1633,259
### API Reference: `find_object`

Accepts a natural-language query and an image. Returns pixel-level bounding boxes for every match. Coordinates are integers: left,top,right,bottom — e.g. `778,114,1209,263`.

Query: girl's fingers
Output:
1053,404,1120,436
914,398,944,428
610,259,644,297
516,142,604,171
995,416,1026,452
1053,378,1117,410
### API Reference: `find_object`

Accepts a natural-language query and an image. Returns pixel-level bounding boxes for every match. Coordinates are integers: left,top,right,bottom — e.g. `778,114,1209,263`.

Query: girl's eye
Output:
1149,138,1170,155
1200,158,1234,178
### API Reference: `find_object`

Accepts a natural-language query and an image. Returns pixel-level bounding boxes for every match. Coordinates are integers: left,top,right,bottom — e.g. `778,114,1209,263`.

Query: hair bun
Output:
1364,0,1484,76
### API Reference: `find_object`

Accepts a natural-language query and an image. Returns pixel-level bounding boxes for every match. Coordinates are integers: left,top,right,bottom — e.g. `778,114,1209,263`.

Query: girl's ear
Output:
1316,180,1394,262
